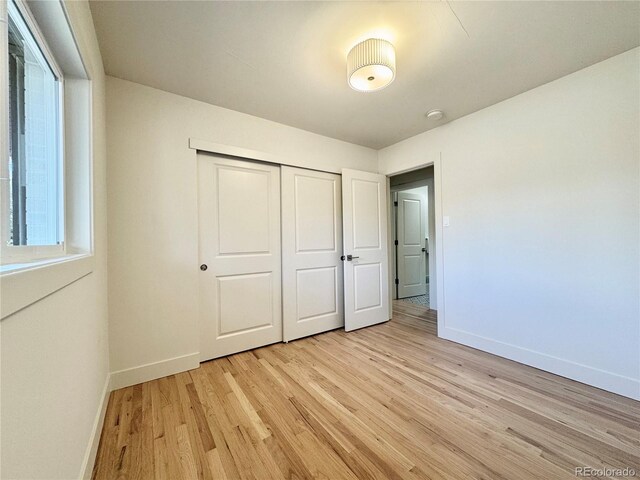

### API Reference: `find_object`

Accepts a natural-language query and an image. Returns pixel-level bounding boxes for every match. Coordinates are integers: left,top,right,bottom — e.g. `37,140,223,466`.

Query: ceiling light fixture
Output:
347,38,396,92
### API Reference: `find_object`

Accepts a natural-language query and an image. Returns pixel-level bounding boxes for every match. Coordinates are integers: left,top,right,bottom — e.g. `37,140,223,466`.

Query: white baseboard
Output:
78,373,111,480
110,352,200,391
440,326,640,401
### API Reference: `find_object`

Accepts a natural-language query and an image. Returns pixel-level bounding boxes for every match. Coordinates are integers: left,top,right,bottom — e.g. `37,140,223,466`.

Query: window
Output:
1,0,94,315
3,0,63,261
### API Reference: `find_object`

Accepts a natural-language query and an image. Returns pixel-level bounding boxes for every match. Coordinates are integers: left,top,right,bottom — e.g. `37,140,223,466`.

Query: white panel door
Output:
198,153,282,361
397,191,427,298
341,169,389,331
281,167,343,341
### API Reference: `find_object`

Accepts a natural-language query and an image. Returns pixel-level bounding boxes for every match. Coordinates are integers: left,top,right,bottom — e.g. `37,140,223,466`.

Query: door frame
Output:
385,158,443,336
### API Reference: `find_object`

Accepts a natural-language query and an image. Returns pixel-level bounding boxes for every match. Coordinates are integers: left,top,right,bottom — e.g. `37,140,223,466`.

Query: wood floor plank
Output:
94,302,640,479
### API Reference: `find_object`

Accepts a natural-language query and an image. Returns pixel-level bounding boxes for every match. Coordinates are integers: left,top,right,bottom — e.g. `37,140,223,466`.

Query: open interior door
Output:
397,190,427,298
342,169,390,331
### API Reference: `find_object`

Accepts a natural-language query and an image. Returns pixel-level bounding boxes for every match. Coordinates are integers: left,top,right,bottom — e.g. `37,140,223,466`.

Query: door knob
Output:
200,264,208,271
346,255,359,261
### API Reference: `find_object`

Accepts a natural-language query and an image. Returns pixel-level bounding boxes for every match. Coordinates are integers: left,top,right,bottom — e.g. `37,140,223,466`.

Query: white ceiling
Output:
89,1,640,149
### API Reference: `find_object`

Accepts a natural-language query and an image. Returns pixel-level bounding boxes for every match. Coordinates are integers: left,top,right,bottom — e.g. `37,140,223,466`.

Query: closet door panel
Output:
282,167,344,341
198,153,282,361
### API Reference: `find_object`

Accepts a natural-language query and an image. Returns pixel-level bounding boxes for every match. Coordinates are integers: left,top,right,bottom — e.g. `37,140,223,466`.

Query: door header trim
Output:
190,137,343,175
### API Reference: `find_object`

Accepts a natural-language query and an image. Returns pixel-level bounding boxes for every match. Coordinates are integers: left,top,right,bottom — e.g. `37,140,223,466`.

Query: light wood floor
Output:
93,302,640,479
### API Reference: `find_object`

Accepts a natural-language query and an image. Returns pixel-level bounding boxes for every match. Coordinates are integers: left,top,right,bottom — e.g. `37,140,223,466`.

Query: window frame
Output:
1,0,95,318
2,0,66,263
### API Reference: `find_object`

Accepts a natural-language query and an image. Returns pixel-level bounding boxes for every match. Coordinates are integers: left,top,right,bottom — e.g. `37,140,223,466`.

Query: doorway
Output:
390,166,436,311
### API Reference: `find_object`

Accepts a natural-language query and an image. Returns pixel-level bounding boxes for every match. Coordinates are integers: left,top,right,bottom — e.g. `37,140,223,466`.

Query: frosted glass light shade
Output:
347,38,396,92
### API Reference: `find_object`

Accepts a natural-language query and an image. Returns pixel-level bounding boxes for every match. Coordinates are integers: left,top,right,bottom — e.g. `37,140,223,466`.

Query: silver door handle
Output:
346,255,359,261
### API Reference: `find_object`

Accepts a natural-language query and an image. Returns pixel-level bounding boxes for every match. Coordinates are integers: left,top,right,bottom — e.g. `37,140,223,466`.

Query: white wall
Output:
106,76,378,387
379,48,640,399
0,2,110,478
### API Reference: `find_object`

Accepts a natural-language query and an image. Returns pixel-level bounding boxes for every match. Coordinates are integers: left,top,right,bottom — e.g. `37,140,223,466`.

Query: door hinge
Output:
394,239,398,246
394,201,398,206
395,278,399,285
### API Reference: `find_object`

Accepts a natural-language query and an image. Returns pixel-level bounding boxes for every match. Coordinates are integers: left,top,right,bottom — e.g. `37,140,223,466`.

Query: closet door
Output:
342,169,389,331
198,153,282,361
282,166,343,341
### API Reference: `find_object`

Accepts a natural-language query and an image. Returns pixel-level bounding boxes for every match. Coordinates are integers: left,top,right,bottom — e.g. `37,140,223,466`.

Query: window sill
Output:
0,253,94,319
